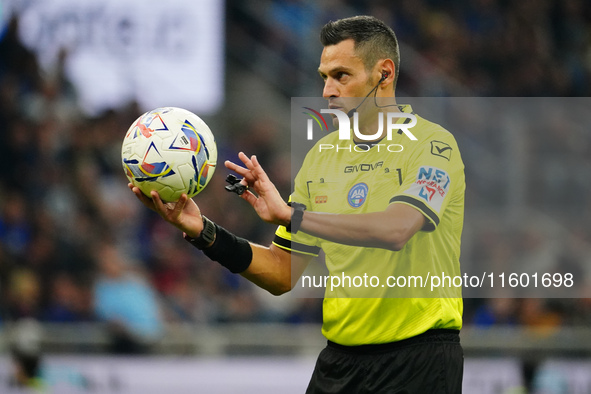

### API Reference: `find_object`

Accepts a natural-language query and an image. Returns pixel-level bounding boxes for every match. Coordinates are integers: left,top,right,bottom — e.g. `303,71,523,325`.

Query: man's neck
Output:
352,103,401,144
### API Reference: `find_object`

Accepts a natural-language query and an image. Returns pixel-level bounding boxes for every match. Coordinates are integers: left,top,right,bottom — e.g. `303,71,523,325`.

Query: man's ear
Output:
377,58,395,86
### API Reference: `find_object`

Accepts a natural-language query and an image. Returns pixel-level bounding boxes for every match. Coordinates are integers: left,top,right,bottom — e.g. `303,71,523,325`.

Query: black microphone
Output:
346,72,388,118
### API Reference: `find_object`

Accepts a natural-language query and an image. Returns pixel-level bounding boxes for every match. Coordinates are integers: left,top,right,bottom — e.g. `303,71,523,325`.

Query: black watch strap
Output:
286,202,306,234
184,216,217,249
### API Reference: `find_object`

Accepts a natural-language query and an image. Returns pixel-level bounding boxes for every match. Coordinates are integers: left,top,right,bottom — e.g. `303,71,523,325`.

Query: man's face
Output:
318,39,377,125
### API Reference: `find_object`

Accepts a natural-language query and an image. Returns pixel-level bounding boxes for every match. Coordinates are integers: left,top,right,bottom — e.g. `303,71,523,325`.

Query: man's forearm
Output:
240,244,311,296
298,203,426,251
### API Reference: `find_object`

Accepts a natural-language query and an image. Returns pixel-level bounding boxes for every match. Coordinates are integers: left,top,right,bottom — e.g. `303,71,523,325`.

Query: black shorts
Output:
306,329,464,394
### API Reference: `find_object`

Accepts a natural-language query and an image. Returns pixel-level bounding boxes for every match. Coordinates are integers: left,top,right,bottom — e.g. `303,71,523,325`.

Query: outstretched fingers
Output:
224,159,250,178
172,194,188,218
240,153,271,186
129,183,156,210
150,191,186,221
239,189,259,208
225,152,289,225
250,155,270,181
225,152,271,191
150,190,167,214
225,158,256,187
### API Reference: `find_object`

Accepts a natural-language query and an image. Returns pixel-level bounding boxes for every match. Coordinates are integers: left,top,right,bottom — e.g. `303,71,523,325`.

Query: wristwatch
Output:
184,216,217,249
286,202,306,234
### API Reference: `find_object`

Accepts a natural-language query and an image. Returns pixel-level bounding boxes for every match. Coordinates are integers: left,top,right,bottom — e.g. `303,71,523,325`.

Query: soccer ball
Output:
121,107,217,202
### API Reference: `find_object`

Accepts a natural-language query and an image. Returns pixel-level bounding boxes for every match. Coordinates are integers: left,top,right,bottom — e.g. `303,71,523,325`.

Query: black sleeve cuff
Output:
389,195,439,232
273,235,321,256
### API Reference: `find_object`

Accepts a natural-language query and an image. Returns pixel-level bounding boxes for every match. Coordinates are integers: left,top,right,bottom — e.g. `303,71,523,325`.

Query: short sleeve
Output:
389,136,464,232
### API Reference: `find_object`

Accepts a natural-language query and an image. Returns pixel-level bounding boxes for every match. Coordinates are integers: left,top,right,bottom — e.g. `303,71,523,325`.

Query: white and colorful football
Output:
121,107,217,202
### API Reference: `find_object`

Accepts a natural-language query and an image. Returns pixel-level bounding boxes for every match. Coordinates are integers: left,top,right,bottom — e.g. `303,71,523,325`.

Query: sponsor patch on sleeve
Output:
404,166,451,213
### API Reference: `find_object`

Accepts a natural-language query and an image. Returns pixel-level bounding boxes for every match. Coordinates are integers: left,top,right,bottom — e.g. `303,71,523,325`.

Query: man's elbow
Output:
268,287,290,296
382,232,412,251
389,241,406,252
267,279,293,296
378,206,425,251
388,239,407,252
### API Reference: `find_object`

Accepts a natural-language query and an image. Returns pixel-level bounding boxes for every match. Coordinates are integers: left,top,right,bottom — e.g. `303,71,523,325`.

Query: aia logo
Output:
348,183,368,208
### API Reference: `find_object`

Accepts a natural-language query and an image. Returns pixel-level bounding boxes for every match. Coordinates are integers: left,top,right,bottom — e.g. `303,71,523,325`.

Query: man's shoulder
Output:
414,114,457,144
406,115,461,159
302,131,341,161
315,130,342,145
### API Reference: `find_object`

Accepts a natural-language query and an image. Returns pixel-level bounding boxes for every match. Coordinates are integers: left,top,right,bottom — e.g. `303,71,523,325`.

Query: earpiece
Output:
346,71,393,118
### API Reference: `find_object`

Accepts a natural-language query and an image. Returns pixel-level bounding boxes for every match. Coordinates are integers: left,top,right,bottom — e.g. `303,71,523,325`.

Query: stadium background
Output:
1,0,591,392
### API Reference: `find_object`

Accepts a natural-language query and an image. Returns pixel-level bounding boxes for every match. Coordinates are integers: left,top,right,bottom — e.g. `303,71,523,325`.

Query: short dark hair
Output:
320,16,400,86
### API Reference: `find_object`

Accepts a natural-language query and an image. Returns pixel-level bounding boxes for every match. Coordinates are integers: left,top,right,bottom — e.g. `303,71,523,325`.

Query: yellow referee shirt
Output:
274,105,465,346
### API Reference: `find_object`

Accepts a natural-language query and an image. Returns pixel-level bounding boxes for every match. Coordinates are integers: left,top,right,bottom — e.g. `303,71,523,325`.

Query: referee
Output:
131,16,465,394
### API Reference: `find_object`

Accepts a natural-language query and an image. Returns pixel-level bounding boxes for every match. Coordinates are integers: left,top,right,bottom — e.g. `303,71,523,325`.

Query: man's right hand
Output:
128,184,204,238
224,152,291,227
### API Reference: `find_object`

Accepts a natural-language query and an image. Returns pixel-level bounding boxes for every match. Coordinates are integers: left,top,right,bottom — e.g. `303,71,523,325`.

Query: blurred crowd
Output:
1,0,591,356
235,0,591,96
